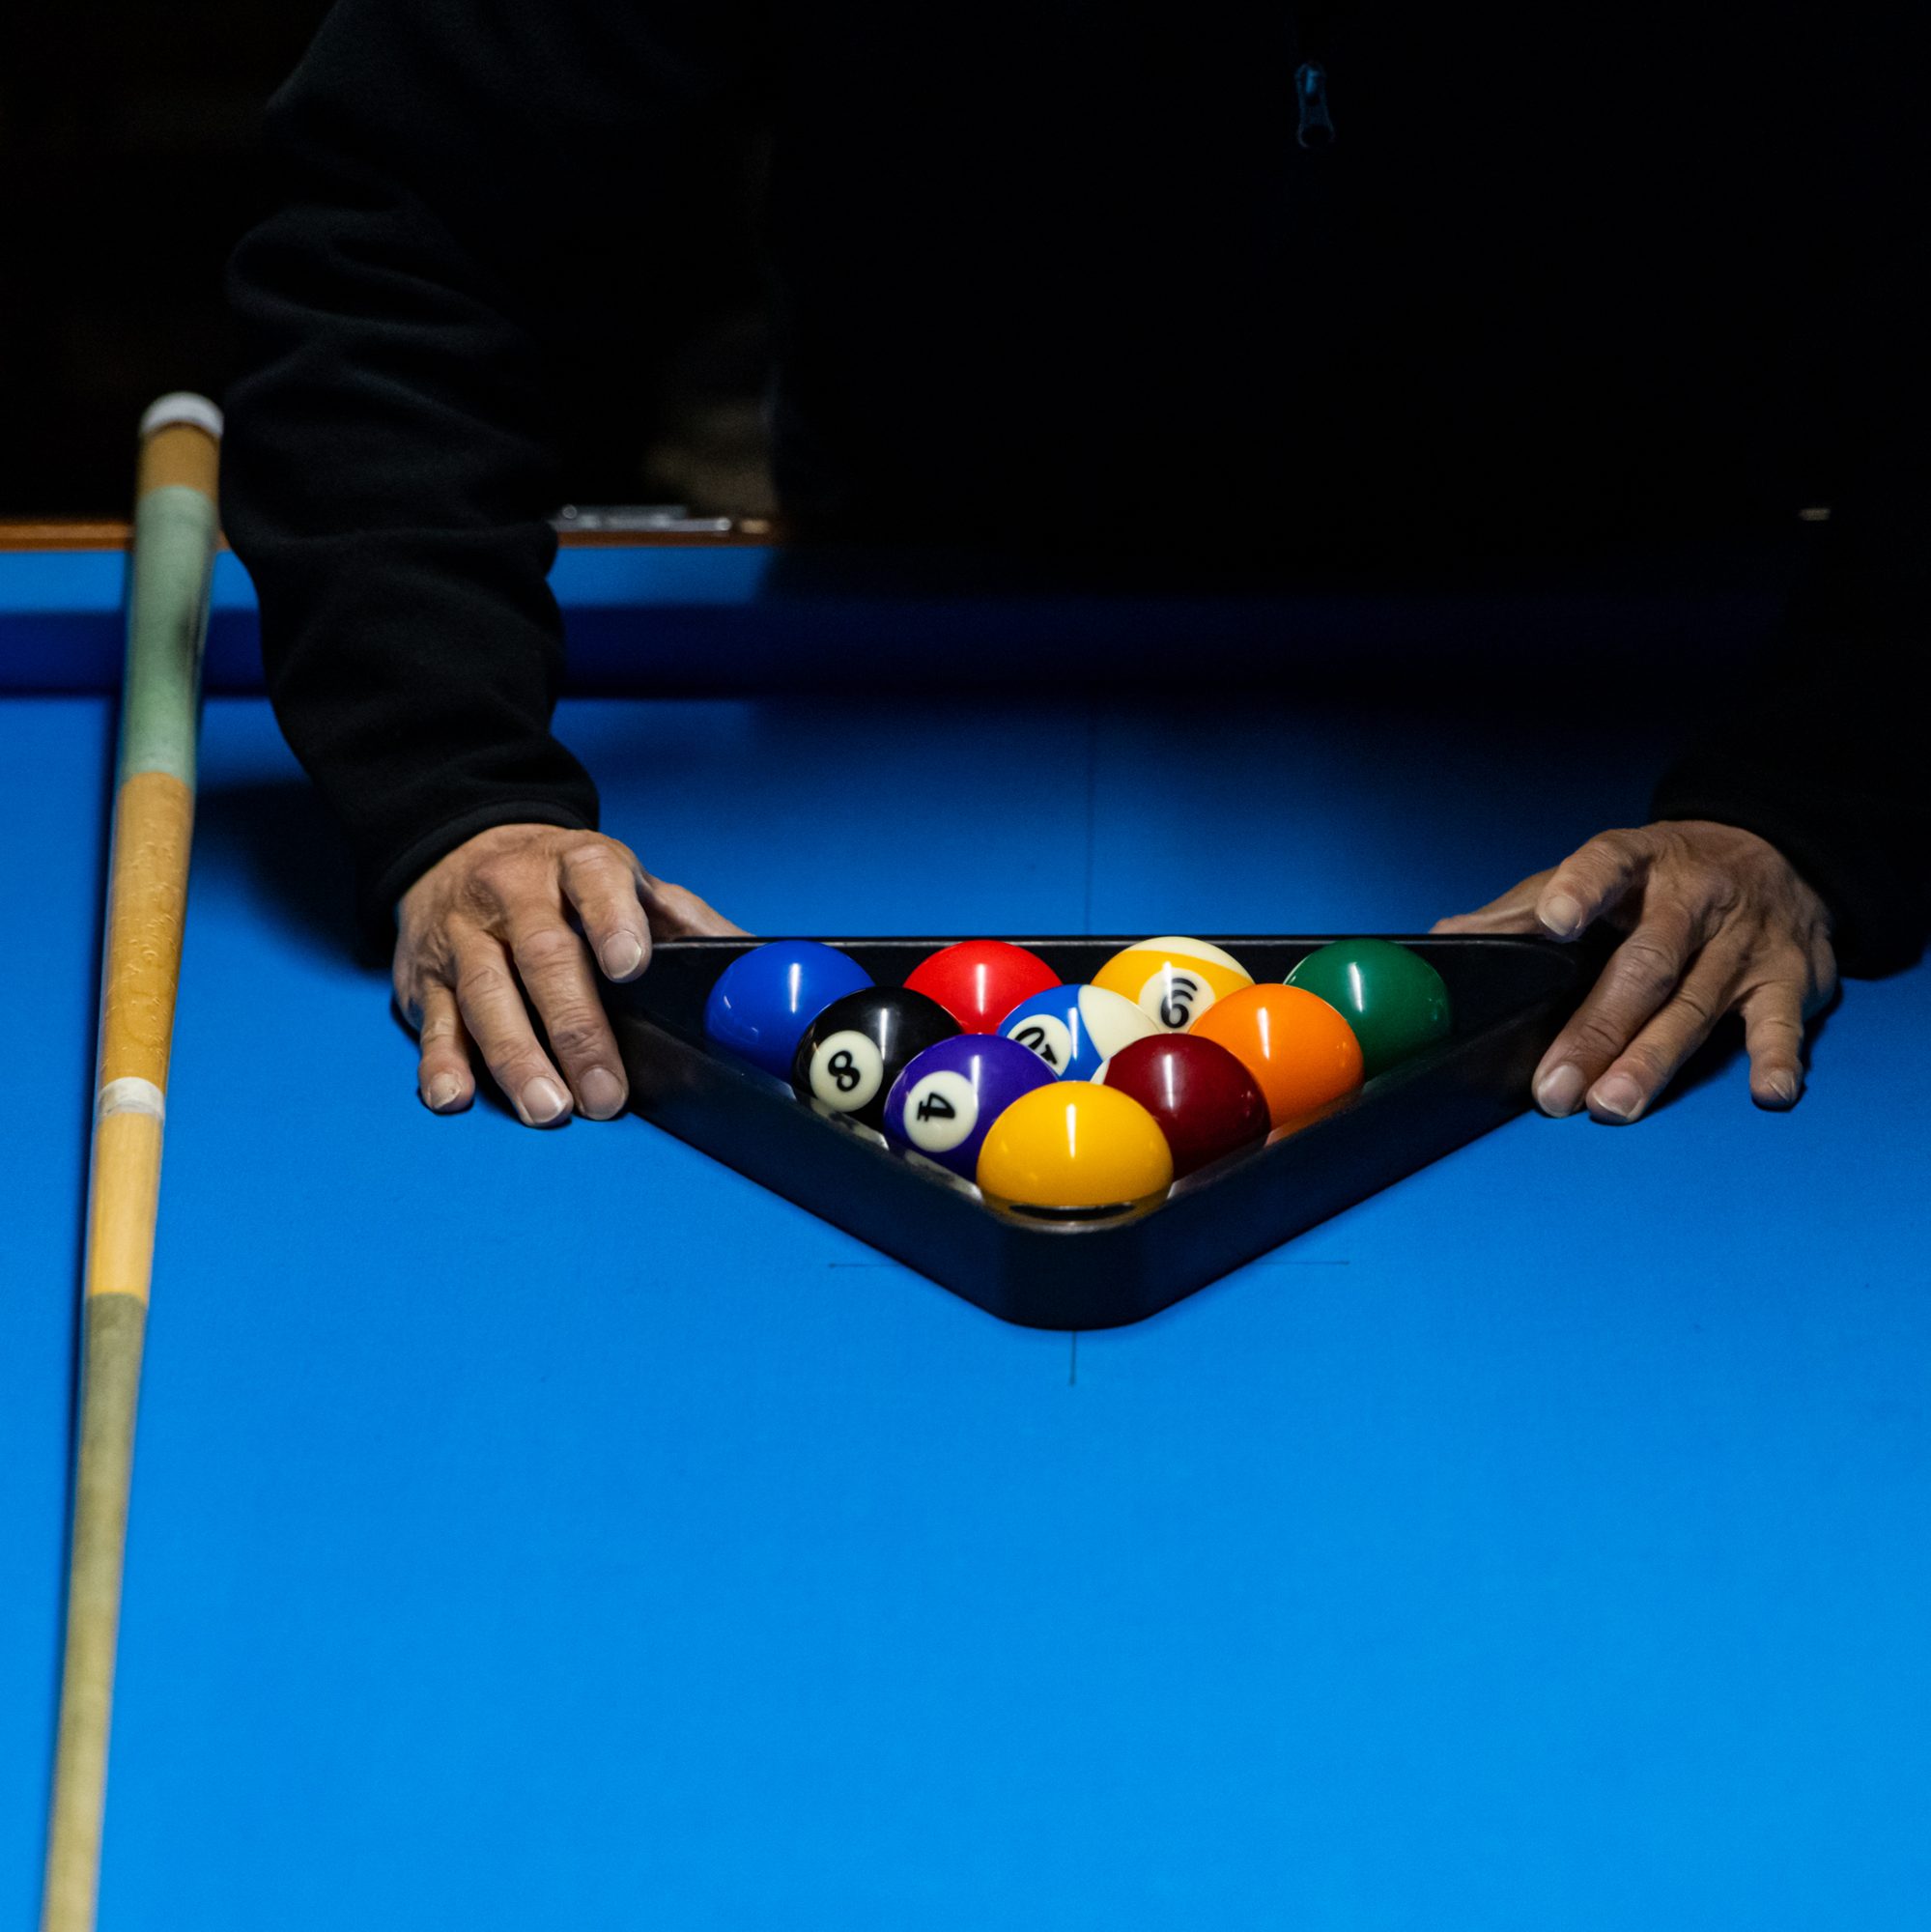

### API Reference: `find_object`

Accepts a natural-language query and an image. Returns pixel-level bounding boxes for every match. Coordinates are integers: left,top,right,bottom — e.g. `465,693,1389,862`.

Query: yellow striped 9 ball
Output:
1093,936,1255,1032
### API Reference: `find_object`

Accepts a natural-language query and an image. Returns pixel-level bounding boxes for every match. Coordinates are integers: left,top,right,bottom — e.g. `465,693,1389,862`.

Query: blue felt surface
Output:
5,681,1929,1930
0,537,1803,696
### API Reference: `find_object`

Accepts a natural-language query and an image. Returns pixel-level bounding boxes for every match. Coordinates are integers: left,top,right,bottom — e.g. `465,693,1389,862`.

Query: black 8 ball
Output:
790,987,962,1131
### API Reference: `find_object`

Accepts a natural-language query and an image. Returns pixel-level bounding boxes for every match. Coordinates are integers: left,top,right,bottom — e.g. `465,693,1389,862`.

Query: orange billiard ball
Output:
1188,983,1364,1130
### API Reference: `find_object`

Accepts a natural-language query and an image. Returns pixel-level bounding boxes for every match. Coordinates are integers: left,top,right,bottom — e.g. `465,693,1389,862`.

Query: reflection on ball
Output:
1285,938,1451,1076
1189,983,1363,1130
976,1081,1175,1215
703,942,874,1081
998,982,1160,1080
790,987,960,1130
883,1034,1058,1178
1093,936,1255,1031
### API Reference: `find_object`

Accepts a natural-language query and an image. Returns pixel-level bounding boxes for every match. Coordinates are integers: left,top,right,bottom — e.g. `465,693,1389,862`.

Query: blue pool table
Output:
5,531,1928,1928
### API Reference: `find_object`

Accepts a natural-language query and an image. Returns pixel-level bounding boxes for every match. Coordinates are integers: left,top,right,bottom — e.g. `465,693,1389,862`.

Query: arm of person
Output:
1434,31,1929,1122
1434,526,1928,1125
1434,527,1927,1137
224,0,759,1122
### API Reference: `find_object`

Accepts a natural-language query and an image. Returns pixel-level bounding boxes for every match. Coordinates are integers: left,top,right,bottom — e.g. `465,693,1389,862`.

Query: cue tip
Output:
137,392,223,443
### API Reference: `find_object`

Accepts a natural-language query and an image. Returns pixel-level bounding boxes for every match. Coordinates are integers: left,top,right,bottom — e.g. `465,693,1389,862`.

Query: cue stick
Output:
41,393,222,1932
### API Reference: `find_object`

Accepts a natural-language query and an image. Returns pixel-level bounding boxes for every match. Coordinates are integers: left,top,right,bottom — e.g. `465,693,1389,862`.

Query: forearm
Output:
1651,510,1931,977
221,0,751,942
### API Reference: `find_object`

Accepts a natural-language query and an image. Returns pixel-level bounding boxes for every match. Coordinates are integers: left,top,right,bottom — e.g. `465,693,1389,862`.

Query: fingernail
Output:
1535,1063,1586,1117
1762,1071,1801,1107
580,1067,626,1120
1589,1073,1645,1122
424,1074,462,1111
1542,893,1585,940
520,1077,569,1125
601,934,645,980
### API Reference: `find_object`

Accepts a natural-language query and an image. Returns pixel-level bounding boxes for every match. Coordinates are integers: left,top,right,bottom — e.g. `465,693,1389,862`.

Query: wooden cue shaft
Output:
42,395,222,1932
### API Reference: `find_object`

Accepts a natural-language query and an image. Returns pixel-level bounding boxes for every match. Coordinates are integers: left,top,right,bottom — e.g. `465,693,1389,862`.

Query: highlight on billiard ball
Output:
976,1081,1176,1217
1188,982,1364,1130
882,1034,1058,1179
1091,935,1255,1031
701,940,874,1081
902,939,1060,1034
996,982,1160,1081
1285,938,1452,1077
790,987,961,1131
1093,1033,1271,1178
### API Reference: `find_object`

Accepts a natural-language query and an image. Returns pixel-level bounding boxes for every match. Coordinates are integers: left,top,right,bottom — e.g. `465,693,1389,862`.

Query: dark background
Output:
0,0,775,519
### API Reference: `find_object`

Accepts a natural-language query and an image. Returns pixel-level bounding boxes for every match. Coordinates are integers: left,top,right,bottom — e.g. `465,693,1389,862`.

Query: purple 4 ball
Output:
883,1034,1058,1179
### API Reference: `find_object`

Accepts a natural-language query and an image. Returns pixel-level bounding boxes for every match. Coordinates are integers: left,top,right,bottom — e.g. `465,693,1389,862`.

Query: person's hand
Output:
1431,819,1837,1123
396,824,748,1125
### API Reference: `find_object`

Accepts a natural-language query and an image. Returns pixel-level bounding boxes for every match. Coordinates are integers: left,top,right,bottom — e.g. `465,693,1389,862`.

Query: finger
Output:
1805,933,1840,1018
1428,869,1552,935
1532,903,1718,1115
1535,828,1657,940
454,935,574,1127
415,979,475,1113
1582,946,1739,1123
1740,977,1808,1109
560,842,652,980
638,871,753,939
506,915,629,1122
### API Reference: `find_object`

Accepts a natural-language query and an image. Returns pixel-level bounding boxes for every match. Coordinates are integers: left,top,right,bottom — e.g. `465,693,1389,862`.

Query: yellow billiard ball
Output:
976,1082,1175,1216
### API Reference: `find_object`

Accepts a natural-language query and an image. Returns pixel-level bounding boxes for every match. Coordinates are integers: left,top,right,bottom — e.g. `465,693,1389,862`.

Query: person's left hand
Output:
1431,819,1838,1123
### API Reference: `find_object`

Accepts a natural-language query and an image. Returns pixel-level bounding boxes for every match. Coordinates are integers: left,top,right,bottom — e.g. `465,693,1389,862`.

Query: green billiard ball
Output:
1284,938,1451,1077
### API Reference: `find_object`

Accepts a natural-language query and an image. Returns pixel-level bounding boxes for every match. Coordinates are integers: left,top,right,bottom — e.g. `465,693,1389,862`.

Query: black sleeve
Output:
1649,522,1930,978
221,0,753,947
1650,24,1930,978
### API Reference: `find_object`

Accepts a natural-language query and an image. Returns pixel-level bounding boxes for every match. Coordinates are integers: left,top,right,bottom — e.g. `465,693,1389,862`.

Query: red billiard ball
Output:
903,940,1060,1034
1093,1033,1271,1177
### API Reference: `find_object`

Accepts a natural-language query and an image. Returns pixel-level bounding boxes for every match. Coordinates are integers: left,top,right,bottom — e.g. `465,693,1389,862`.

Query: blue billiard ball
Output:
702,942,874,1081
995,983,1162,1081
882,1034,1059,1179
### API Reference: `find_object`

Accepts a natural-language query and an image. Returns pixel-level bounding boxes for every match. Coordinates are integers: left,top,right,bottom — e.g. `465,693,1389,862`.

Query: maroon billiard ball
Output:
1093,1033,1271,1177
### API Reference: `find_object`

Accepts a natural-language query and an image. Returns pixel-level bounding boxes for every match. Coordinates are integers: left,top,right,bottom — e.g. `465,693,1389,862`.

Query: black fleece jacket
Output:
223,1,1929,969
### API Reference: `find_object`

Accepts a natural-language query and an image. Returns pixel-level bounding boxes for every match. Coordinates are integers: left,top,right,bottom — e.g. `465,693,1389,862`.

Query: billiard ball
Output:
1091,936,1255,1031
702,941,874,1081
1285,938,1452,1076
1189,983,1363,1130
976,1081,1175,1216
791,987,961,1130
903,940,1060,1034
1092,1033,1271,1177
882,1034,1058,1178
997,983,1160,1081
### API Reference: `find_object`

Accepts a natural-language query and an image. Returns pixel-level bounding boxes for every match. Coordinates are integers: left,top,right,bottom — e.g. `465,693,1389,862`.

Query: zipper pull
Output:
1296,61,1337,148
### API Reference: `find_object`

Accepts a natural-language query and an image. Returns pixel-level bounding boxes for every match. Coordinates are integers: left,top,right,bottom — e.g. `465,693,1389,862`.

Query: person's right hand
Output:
396,823,748,1125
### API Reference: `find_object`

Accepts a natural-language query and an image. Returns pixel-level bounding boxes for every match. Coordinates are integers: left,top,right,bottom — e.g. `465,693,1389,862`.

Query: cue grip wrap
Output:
43,395,220,1932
